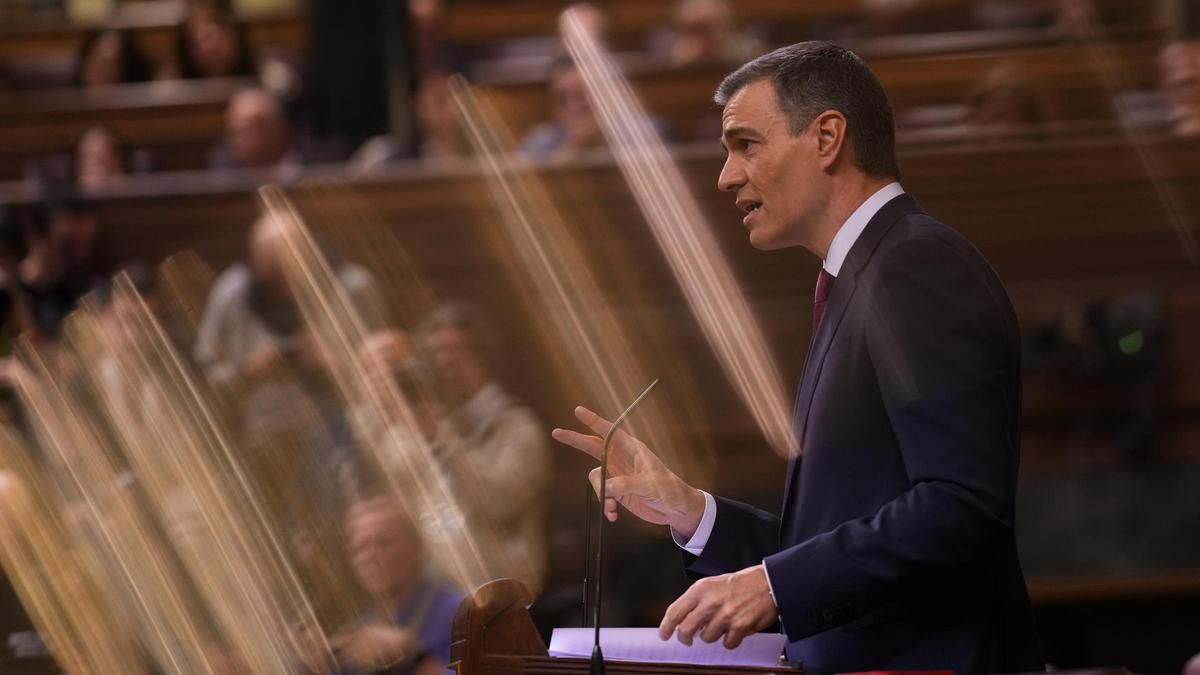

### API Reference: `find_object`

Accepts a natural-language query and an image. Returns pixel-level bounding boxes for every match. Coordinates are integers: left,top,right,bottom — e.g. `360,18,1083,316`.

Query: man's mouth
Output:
740,201,762,227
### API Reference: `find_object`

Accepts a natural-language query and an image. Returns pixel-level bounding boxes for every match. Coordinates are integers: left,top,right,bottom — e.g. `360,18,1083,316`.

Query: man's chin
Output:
747,228,785,251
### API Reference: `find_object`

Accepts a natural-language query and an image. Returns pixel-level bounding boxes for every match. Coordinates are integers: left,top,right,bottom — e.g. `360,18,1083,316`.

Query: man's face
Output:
423,326,488,401
347,503,422,599
226,93,287,168
717,79,821,251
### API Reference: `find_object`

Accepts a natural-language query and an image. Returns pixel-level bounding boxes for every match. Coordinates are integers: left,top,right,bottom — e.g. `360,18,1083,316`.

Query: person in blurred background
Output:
415,302,551,594
295,495,461,675
520,60,604,159
964,61,1046,139
649,0,764,67
209,87,301,178
194,212,376,444
175,1,257,79
74,28,151,88
1159,41,1200,137
0,194,108,344
74,126,127,191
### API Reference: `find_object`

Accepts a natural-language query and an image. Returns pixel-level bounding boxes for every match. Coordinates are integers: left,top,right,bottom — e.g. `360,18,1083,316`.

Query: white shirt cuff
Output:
761,560,780,610
670,491,717,555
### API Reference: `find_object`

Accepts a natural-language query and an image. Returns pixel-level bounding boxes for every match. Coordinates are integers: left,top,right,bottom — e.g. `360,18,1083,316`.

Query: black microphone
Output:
587,379,660,675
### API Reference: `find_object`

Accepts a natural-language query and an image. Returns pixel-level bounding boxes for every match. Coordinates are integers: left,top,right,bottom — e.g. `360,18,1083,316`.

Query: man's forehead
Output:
720,79,777,131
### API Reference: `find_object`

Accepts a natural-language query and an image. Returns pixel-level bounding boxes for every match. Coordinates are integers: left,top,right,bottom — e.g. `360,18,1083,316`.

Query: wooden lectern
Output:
449,579,802,675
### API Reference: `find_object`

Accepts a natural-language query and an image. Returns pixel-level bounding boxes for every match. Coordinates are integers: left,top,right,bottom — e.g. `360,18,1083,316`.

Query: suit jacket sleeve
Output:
763,236,1019,640
684,496,781,576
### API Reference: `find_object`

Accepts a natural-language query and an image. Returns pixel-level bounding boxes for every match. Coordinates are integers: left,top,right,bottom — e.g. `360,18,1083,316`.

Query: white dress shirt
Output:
671,181,906,605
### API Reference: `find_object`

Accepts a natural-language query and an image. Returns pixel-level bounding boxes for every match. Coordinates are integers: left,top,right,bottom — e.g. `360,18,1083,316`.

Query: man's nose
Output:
717,156,744,193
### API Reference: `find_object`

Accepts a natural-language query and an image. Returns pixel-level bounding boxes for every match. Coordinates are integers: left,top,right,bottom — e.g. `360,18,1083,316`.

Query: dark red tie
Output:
812,268,835,334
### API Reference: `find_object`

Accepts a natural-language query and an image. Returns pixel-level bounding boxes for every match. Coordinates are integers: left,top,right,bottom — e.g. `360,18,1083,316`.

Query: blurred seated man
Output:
209,87,302,180
415,302,551,593
1160,41,1200,137
520,61,605,160
648,0,765,67
296,495,463,675
194,213,377,445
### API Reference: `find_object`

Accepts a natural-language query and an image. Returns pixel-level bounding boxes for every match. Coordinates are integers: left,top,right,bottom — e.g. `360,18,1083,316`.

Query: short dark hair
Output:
714,42,899,180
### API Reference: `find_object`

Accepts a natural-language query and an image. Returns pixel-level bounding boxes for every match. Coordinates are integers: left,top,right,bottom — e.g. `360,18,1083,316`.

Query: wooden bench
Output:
0,9,306,75
0,76,251,180
480,36,1164,141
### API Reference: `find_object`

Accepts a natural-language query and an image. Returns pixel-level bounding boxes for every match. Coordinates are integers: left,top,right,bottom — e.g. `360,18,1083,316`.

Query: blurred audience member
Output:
210,87,301,178
409,0,449,74
194,213,376,441
0,194,108,343
416,302,551,593
175,2,258,79
75,126,127,191
521,61,604,159
414,70,463,162
965,61,1046,139
649,0,764,67
295,495,461,675
1160,41,1200,137
74,29,151,87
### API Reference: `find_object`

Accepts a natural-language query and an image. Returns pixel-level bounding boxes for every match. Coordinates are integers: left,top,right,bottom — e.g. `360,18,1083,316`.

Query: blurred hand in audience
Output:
552,406,707,538
330,624,422,672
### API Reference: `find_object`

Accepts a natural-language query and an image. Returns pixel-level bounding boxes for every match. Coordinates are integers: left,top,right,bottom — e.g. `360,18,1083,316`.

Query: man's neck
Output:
809,174,895,261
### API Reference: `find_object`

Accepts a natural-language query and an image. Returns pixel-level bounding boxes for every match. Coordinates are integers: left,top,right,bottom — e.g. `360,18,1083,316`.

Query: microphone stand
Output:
590,379,659,675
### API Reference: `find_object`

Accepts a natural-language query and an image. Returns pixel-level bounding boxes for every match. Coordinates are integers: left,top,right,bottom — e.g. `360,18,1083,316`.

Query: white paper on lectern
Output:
548,627,786,667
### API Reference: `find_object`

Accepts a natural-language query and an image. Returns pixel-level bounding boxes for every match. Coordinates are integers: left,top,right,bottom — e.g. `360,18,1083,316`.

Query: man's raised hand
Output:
551,405,706,538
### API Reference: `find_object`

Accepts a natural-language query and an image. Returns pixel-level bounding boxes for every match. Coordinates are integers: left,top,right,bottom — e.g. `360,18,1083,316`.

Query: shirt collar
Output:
822,182,905,277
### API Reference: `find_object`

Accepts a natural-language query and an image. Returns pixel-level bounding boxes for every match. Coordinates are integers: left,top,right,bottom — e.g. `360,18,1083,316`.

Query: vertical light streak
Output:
1066,1,1198,263
448,77,713,481
562,9,793,455
60,281,327,675
12,344,227,675
0,427,144,675
257,187,500,594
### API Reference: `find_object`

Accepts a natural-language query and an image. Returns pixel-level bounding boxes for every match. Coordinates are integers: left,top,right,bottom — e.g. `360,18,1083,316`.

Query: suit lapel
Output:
780,193,924,529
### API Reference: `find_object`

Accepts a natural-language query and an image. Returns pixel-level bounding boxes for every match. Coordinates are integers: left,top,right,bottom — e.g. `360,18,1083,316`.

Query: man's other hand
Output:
659,564,777,649
552,405,706,538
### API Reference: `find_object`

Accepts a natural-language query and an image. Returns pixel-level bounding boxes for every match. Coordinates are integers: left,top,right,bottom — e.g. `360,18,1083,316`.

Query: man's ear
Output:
812,110,848,171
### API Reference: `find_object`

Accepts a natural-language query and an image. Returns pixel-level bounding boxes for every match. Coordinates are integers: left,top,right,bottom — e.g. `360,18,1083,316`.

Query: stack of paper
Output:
549,627,787,668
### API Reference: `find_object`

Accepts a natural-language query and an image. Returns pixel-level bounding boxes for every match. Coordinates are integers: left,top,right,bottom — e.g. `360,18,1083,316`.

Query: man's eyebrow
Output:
721,125,756,140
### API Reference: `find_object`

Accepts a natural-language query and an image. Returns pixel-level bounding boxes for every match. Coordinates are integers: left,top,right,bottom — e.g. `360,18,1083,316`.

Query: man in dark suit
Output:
552,42,1043,673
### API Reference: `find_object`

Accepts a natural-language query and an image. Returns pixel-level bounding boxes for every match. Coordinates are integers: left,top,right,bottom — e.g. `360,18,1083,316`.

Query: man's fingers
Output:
723,624,749,650
575,406,637,446
673,598,718,646
698,611,730,644
574,405,615,436
588,468,619,521
659,589,701,641
551,427,603,461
